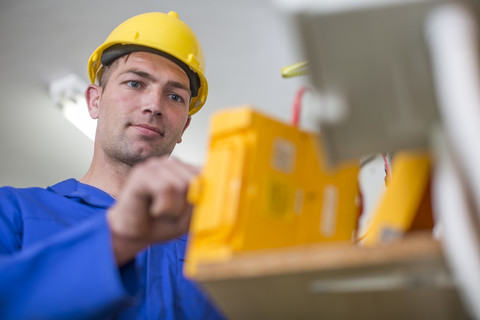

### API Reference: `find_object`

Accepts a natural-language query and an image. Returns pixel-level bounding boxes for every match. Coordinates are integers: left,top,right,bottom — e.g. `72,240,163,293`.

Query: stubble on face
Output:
94,53,191,168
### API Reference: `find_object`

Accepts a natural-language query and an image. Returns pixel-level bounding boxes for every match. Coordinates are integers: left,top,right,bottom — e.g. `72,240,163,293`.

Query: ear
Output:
85,84,101,119
177,116,192,144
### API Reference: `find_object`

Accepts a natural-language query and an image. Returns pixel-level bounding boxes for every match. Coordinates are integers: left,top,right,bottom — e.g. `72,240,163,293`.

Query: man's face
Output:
87,51,192,166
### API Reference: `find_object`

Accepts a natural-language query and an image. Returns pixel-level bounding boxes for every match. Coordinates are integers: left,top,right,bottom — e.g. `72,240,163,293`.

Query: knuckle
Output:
157,182,182,197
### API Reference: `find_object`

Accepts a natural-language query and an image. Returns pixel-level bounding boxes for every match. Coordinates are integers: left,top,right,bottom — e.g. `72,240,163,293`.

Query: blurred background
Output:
0,0,310,187
3,1,480,318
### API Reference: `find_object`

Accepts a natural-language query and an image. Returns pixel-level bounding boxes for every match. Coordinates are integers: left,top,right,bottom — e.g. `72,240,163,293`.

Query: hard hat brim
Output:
101,44,200,97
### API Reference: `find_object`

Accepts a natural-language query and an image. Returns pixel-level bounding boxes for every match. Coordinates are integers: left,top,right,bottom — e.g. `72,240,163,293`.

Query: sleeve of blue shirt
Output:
0,192,138,319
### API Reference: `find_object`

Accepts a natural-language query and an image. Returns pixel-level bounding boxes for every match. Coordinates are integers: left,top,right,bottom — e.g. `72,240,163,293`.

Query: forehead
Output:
111,51,189,82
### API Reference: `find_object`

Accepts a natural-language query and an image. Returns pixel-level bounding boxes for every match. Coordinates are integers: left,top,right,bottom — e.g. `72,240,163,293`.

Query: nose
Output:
142,89,163,117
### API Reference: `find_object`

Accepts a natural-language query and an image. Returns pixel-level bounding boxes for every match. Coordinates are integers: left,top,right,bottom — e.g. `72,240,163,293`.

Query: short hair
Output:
98,56,124,88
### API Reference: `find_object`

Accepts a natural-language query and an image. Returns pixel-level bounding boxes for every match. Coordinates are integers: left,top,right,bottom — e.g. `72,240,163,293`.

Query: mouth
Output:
131,124,164,138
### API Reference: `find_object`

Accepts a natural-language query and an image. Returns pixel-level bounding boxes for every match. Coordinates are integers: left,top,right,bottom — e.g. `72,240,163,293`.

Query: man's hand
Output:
107,157,199,265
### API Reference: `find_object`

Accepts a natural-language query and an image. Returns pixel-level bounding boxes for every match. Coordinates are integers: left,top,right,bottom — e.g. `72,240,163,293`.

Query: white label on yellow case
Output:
271,138,296,174
321,185,338,237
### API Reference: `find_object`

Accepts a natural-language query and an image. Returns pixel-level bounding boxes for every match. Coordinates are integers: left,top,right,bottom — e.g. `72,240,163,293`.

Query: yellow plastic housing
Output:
185,106,360,277
360,151,433,246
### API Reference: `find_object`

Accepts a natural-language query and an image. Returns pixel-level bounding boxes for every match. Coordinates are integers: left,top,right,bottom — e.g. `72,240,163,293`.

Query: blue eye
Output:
169,94,183,103
126,80,141,88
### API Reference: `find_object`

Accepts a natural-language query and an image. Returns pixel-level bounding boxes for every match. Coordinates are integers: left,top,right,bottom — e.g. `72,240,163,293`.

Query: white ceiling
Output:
0,0,307,187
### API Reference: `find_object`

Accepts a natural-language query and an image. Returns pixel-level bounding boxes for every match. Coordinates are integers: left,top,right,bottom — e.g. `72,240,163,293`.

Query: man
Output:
0,11,226,320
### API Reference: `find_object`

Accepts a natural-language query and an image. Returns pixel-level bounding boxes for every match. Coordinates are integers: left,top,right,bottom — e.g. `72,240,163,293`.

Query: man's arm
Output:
0,214,137,319
0,156,198,319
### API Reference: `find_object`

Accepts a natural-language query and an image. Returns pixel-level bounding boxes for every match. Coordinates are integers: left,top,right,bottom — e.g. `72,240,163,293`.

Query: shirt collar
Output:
47,178,115,209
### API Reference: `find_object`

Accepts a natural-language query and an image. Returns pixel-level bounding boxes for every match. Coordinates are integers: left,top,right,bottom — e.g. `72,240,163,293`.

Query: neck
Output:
80,151,132,199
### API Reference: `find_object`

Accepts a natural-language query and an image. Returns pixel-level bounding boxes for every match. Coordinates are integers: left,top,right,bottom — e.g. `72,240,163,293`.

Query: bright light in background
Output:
60,94,96,140
49,73,96,141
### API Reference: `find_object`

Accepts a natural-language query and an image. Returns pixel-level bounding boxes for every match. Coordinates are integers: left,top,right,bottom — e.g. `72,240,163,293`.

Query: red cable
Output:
292,86,308,126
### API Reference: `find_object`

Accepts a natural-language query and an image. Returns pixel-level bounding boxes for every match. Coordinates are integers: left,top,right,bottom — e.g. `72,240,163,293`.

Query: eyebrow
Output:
120,68,190,93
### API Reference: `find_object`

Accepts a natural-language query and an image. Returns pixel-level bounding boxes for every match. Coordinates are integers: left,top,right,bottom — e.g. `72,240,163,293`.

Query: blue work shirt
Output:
0,178,226,320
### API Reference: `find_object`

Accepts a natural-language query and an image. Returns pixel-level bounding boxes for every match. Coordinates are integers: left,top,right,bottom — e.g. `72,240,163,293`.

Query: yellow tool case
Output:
185,106,360,277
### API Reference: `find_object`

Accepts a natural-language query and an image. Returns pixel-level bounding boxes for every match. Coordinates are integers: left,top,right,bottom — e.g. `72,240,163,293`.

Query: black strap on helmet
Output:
101,44,200,97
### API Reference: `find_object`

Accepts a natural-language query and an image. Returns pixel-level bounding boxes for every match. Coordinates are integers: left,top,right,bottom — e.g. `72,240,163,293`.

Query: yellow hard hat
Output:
87,11,208,115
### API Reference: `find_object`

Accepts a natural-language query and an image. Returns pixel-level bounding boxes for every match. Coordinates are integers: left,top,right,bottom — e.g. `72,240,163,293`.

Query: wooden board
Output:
191,233,470,320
